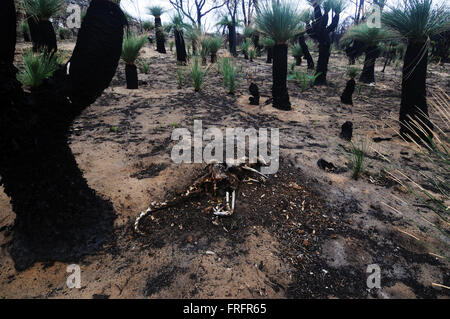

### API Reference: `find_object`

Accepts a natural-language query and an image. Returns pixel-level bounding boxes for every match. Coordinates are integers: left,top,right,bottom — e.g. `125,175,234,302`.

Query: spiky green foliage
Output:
261,37,275,47
121,33,147,64
287,69,321,91
290,43,303,58
342,24,391,47
299,8,314,23
240,39,252,54
148,6,166,17
200,37,211,60
347,66,359,78
17,51,60,87
205,37,222,55
216,15,241,27
325,0,347,14
142,21,154,31
218,57,238,94
190,57,207,91
20,20,30,33
169,14,188,32
243,25,255,39
20,0,64,20
255,0,303,44
382,0,450,42
248,46,257,61
138,59,150,74
348,140,368,180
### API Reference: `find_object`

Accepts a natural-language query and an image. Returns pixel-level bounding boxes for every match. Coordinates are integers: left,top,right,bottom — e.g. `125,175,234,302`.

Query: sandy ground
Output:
0,40,449,299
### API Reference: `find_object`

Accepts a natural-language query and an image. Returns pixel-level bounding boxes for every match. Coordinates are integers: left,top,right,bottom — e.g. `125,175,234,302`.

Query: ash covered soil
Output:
0,41,449,299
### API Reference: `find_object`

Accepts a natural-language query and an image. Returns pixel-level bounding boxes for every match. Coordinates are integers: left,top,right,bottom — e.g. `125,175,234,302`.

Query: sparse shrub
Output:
176,66,184,88
121,32,147,89
142,20,154,32
218,57,238,94
290,43,303,66
342,139,369,180
347,66,359,79
138,59,150,74
248,46,257,62
287,69,321,91
17,51,60,87
169,40,174,52
190,57,207,92
206,37,222,63
239,40,251,59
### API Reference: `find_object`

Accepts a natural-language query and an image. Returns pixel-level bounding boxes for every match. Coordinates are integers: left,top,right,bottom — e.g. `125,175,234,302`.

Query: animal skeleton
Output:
134,157,269,235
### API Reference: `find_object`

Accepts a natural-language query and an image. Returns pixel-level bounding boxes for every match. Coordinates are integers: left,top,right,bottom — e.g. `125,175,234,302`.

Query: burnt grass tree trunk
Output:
0,0,127,271
228,24,237,57
340,78,355,105
298,35,314,69
174,29,187,64
154,16,166,54
399,41,433,141
125,64,138,89
266,46,273,63
359,46,379,83
307,5,339,85
27,16,57,53
272,44,291,110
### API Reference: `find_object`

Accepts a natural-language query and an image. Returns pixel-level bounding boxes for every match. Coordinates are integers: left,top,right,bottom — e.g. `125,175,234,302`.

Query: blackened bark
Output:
29,18,57,53
228,24,237,57
295,56,302,66
211,53,217,63
174,29,187,63
154,17,166,53
125,64,138,89
359,46,379,83
1,0,16,64
23,32,30,42
315,41,331,85
0,0,127,271
298,35,314,69
340,78,355,105
266,47,273,63
399,41,433,141
249,83,260,105
27,16,40,52
272,44,291,111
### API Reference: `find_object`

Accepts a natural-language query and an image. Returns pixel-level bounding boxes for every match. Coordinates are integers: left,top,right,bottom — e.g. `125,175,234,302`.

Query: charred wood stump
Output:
249,83,260,105
340,78,355,105
174,29,187,64
298,35,314,70
272,44,291,111
340,121,353,141
266,47,273,64
359,46,379,83
0,0,127,270
125,64,138,89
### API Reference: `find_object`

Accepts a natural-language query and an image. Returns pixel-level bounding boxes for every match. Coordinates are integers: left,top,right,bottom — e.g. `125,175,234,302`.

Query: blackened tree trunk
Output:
0,0,127,271
266,47,273,63
125,64,138,89
211,53,217,63
307,4,340,85
298,35,314,69
359,46,379,83
272,44,291,111
340,78,355,105
315,40,331,84
23,31,30,42
228,24,237,57
154,16,166,53
295,56,302,66
174,29,187,63
399,41,433,141
28,17,57,53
